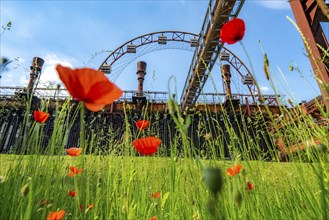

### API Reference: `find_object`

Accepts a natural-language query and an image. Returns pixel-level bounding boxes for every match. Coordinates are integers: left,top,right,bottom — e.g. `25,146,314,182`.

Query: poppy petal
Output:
85,81,122,105
56,65,122,112
227,164,243,176
84,102,106,112
68,172,75,177
226,168,235,176
220,18,245,44
233,164,243,174
66,148,82,157
133,137,161,155
247,182,254,190
57,65,111,101
152,191,161,198
56,65,87,101
136,120,150,130
34,110,50,123
69,190,76,197
47,210,65,220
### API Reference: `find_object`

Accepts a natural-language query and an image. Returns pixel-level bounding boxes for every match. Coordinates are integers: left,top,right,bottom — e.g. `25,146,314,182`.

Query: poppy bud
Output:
203,167,224,195
20,183,29,197
168,98,176,114
264,53,270,81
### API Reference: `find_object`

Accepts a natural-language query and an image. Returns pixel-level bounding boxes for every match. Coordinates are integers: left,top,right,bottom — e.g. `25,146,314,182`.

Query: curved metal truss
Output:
219,47,258,103
98,31,199,81
98,30,260,103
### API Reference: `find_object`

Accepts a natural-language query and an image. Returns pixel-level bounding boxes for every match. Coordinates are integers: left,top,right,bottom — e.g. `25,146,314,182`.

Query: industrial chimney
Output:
27,57,44,95
221,64,232,98
136,61,147,96
132,61,147,110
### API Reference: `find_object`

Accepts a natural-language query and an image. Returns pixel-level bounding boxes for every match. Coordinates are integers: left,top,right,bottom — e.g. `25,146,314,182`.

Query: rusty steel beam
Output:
290,0,329,112
180,0,245,110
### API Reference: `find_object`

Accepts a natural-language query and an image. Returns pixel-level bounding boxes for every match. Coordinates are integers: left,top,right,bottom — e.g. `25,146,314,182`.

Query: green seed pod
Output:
20,184,29,197
203,167,224,195
168,98,176,114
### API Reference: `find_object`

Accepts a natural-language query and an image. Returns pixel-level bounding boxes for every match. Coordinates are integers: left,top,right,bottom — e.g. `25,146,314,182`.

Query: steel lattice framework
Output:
180,0,245,109
98,31,199,78
97,30,262,105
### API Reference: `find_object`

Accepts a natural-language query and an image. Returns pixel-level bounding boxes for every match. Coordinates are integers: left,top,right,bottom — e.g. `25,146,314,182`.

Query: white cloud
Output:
19,75,29,86
38,54,74,87
257,1,290,10
260,86,270,92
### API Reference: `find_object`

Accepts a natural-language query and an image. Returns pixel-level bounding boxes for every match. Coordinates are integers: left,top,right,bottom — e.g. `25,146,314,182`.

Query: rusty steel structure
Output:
2,0,328,157
98,31,199,78
180,0,245,110
98,31,267,107
290,0,329,111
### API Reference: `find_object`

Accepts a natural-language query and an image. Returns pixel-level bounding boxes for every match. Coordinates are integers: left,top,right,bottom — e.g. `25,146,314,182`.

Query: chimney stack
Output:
27,57,44,94
136,61,147,96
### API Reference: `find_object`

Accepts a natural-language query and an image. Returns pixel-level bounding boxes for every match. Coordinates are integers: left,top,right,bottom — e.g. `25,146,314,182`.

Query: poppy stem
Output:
80,103,85,150
239,41,265,103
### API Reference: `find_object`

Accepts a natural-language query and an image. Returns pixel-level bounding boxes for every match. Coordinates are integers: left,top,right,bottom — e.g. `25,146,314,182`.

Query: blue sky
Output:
1,0,328,104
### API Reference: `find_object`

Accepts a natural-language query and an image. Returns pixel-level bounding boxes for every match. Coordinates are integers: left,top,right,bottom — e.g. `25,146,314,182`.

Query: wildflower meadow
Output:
0,15,329,220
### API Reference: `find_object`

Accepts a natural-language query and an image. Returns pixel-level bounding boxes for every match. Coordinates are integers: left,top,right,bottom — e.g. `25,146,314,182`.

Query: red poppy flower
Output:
79,204,83,211
247,182,254,190
149,217,158,220
56,65,122,112
34,110,49,123
46,210,65,220
152,191,161,199
220,18,245,44
67,166,83,177
227,164,243,176
69,190,76,197
66,148,82,157
135,120,150,130
133,137,161,156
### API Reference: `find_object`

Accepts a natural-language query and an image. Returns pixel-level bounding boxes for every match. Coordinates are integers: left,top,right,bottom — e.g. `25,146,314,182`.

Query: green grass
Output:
1,27,329,219
0,154,327,220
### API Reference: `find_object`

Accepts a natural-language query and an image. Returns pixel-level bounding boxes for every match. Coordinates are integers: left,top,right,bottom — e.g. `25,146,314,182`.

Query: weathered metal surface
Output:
290,0,329,111
0,106,273,159
27,57,44,95
180,0,245,110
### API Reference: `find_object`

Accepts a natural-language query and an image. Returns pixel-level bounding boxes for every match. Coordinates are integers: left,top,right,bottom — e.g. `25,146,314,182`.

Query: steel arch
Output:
98,31,199,73
98,30,259,102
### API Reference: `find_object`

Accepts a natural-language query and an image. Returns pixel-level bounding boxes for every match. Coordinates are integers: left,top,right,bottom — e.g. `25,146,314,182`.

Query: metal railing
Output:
0,86,169,103
0,86,281,106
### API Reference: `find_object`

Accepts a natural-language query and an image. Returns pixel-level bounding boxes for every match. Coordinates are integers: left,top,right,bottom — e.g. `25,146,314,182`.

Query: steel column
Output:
290,0,329,111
